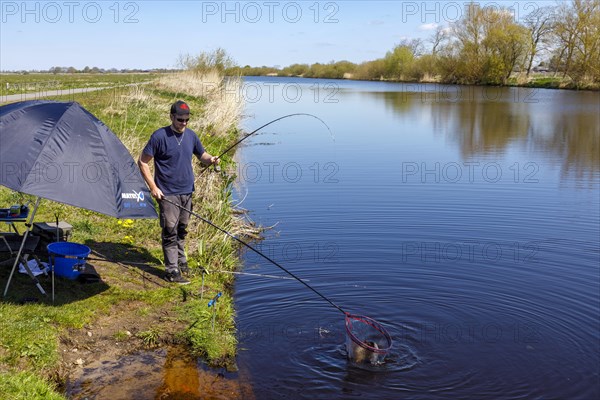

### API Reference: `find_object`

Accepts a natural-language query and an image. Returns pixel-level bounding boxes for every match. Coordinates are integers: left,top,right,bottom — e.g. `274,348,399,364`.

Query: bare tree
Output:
552,1,579,78
429,25,449,56
524,6,556,76
397,38,425,57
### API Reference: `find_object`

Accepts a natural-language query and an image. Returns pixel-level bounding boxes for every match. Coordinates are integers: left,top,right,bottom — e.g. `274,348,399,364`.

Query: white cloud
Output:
419,23,439,31
315,42,336,47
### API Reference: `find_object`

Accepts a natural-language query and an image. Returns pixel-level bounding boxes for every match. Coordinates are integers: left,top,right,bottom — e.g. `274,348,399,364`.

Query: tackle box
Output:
32,221,73,244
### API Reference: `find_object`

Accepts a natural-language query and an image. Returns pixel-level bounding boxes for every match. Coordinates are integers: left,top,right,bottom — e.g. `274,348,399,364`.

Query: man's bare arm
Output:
138,153,164,200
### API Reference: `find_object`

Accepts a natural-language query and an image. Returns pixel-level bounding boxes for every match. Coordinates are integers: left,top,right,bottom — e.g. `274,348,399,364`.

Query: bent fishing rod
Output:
200,113,333,175
161,197,347,315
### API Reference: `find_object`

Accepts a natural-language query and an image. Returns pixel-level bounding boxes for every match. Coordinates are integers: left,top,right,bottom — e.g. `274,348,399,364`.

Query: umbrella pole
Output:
3,197,44,297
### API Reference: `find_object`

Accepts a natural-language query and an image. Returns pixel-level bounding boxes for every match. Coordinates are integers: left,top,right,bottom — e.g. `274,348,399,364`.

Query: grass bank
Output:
0,71,251,398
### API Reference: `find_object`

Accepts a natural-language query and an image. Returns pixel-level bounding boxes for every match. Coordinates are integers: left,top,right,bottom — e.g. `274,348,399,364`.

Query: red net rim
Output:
345,313,392,353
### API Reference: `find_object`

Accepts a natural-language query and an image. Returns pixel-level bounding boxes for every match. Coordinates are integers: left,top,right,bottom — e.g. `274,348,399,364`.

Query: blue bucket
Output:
47,242,91,280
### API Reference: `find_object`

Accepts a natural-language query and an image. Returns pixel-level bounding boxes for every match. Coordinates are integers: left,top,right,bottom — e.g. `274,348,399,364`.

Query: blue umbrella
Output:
1,100,157,297
0,100,156,219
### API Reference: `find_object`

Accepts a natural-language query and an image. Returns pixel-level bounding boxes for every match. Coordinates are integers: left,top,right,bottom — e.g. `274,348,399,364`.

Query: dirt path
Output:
1,87,110,103
1,82,150,104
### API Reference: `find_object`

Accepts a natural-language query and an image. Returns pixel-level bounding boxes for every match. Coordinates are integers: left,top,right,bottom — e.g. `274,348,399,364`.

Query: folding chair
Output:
1,198,47,297
0,234,45,295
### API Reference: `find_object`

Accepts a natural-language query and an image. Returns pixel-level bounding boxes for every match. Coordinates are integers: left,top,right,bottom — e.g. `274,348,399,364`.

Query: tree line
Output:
228,0,599,89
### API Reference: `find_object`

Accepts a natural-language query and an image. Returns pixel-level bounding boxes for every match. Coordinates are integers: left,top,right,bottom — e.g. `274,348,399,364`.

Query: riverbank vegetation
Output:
230,0,599,90
0,68,249,398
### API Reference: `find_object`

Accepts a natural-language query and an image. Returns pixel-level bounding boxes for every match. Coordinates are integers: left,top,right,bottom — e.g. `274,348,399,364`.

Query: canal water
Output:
232,77,600,399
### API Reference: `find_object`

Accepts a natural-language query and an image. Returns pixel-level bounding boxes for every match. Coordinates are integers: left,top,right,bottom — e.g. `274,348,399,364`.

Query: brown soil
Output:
56,299,178,385
50,254,253,399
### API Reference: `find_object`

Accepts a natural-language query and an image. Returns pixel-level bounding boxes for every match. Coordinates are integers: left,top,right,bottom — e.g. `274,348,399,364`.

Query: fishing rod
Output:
162,197,347,315
200,113,334,175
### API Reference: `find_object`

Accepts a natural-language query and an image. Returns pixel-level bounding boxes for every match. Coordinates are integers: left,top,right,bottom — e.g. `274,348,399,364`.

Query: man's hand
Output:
198,152,220,169
151,187,164,200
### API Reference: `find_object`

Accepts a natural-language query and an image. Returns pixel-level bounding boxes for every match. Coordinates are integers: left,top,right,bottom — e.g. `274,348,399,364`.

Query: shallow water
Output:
233,77,600,399
67,346,253,399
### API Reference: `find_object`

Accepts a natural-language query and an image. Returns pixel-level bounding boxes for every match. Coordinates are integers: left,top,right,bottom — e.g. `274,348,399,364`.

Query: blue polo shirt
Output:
142,126,205,195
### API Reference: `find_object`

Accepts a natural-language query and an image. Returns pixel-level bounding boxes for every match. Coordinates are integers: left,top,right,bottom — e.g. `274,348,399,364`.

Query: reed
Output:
155,70,244,138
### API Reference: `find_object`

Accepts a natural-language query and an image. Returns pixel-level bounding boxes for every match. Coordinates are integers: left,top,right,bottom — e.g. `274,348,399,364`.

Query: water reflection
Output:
366,86,599,178
543,111,599,183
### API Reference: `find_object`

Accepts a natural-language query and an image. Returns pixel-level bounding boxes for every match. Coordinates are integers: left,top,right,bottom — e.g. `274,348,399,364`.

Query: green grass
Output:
0,371,65,400
0,73,157,96
137,328,162,348
184,291,238,364
526,77,562,88
0,72,246,397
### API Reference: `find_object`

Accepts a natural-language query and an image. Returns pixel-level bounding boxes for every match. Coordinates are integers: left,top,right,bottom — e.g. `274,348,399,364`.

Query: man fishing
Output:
138,100,219,284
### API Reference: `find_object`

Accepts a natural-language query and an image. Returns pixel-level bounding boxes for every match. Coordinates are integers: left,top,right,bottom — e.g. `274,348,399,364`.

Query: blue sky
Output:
0,1,557,71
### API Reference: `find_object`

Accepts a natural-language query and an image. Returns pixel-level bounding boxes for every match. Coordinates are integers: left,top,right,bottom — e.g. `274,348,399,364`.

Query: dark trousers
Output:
159,194,192,274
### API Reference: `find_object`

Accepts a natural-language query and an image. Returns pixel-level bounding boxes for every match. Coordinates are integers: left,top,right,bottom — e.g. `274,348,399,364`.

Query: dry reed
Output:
155,71,244,138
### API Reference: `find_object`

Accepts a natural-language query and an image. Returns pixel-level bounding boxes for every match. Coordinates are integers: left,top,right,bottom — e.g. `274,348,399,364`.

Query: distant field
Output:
0,73,158,96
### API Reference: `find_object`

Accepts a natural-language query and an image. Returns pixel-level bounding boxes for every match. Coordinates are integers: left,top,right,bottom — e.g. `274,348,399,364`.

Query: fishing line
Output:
200,113,334,175
210,269,308,281
85,251,167,288
162,197,346,315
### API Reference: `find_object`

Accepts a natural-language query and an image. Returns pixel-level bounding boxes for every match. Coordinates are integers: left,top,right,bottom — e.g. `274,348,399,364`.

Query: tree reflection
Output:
366,85,599,181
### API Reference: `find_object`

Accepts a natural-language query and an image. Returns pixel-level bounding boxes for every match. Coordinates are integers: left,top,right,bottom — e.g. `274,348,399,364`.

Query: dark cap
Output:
170,100,190,115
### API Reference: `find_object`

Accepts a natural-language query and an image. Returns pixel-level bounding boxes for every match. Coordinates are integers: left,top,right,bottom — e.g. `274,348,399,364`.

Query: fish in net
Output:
345,314,392,365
